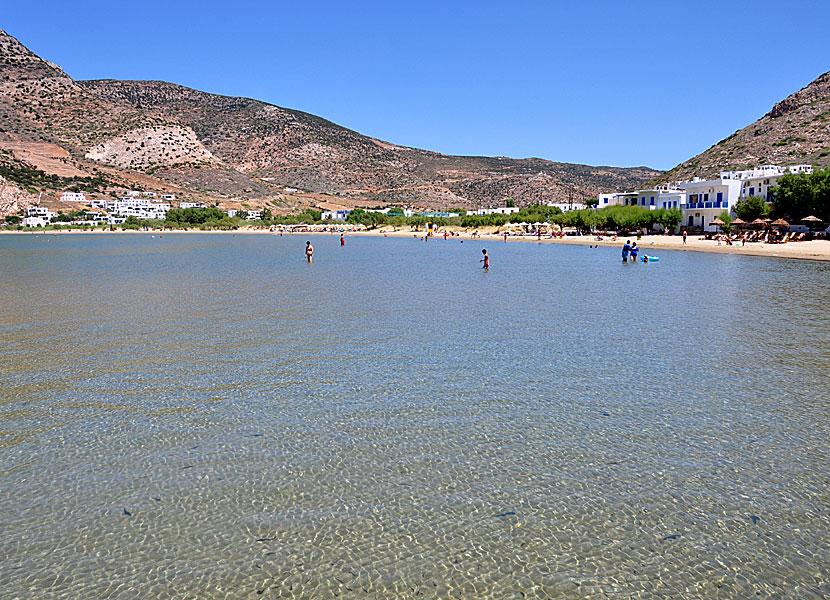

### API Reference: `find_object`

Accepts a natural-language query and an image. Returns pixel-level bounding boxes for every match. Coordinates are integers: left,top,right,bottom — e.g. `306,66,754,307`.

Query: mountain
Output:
655,71,830,184
1,27,660,215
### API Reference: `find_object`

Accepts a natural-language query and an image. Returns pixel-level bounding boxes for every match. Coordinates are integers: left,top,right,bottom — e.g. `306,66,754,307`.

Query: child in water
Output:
480,249,489,269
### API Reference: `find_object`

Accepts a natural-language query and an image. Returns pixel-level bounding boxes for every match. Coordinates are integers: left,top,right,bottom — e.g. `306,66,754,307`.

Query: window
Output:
650,196,655,206
749,187,754,196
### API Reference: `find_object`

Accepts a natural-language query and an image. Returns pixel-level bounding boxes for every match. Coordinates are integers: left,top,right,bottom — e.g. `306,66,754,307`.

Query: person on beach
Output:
305,241,314,263
682,230,687,245
480,249,489,270
630,242,639,262
340,233,345,246
622,240,631,262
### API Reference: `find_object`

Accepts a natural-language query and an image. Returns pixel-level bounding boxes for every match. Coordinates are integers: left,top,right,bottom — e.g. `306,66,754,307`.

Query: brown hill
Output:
655,71,830,184
1,27,659,215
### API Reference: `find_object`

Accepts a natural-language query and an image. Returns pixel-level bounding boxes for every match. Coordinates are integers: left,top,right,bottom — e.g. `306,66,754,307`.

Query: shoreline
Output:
3,227,830,262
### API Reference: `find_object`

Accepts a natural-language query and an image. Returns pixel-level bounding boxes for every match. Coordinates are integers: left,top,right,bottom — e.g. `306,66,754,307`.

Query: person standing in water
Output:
630,242,639,262
480,249,489,270
305,241,314,263
340,233,345,246
622,240,631,262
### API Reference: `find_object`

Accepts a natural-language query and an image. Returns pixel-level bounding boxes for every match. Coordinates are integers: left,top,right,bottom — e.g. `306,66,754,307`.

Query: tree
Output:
717,210,733,231
585,198,599,208
505,198,515,207
771,169,830,223
261,208,273,221
5,215,22,225
733,195,770,221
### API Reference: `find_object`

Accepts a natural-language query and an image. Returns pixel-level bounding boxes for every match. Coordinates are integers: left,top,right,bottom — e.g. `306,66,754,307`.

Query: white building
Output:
597,193,624,208
26,206,57,219
106,199,169,220
612,186,686,211
321,210,351,221
23,206,56,226
161,194,176,201
246,210,262,220
467,206,520,216
178,202,204,209
87,197,109,209
547,202,587,213
720,164,813,201
678,177,742,232
60,191,86,203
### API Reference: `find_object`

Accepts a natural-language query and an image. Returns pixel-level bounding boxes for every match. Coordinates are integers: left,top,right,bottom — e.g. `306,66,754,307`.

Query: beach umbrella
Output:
801,215,824,231
771,218,790,228
731,217,747,228
709,217,725,226
750,218,767,228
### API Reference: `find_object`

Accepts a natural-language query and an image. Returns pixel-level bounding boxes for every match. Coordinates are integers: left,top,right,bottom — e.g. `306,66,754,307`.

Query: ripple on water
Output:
0,234,829,599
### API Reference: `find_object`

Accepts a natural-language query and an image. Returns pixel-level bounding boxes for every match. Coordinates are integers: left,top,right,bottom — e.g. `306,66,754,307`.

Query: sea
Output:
1,232,829,599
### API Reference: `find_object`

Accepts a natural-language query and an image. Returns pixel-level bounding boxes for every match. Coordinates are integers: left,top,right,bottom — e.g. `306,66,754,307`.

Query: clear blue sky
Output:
4,0,829,170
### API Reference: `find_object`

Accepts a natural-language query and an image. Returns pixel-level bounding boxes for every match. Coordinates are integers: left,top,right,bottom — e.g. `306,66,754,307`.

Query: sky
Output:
3,0,829,170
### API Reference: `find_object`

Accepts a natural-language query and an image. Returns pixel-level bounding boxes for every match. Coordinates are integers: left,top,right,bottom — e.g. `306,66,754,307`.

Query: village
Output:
11,163,827,238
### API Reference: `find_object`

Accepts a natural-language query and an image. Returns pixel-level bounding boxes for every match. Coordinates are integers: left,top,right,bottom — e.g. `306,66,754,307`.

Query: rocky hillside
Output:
1,27,660,215
81,78,660,207
655,71,830,184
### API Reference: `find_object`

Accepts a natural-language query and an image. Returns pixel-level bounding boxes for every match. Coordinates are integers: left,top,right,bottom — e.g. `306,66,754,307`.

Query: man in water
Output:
622,240,631,262
305,241,314,263
340,233,345,246
480,249,489,270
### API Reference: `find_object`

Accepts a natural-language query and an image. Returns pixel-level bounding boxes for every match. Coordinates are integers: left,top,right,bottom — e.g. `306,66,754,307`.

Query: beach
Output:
3,226,830,262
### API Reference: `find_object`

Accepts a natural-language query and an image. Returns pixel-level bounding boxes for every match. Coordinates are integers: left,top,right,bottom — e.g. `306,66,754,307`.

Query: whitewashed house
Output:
321,210,351,221
721,164,813,201
678,177,742,232
546,202,587,213
597,193,624,208
60,191,86,203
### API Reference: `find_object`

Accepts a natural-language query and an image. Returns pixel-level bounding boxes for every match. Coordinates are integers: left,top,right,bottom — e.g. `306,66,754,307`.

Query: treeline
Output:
8,204,681,233
342,204,681,232
731,169,830,223
771,169,830,223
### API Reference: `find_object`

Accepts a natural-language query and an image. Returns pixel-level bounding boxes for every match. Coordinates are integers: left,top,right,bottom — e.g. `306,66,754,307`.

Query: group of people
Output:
621,240,639,262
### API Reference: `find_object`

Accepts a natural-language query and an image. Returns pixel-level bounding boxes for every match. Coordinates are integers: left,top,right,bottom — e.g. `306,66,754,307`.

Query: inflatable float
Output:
641,255,659,262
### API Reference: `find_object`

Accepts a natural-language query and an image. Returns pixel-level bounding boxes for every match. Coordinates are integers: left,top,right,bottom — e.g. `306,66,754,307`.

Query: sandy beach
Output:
4,226,830,262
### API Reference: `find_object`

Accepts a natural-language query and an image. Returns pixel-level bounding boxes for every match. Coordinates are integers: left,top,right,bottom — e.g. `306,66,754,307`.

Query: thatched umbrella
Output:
771,218,790,229
709,217,726,226
801,215,824,231
750,218,768,229
731,217,747,228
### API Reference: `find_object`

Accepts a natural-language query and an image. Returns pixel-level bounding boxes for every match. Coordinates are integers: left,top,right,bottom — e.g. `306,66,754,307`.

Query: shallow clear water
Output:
1,233,829,599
